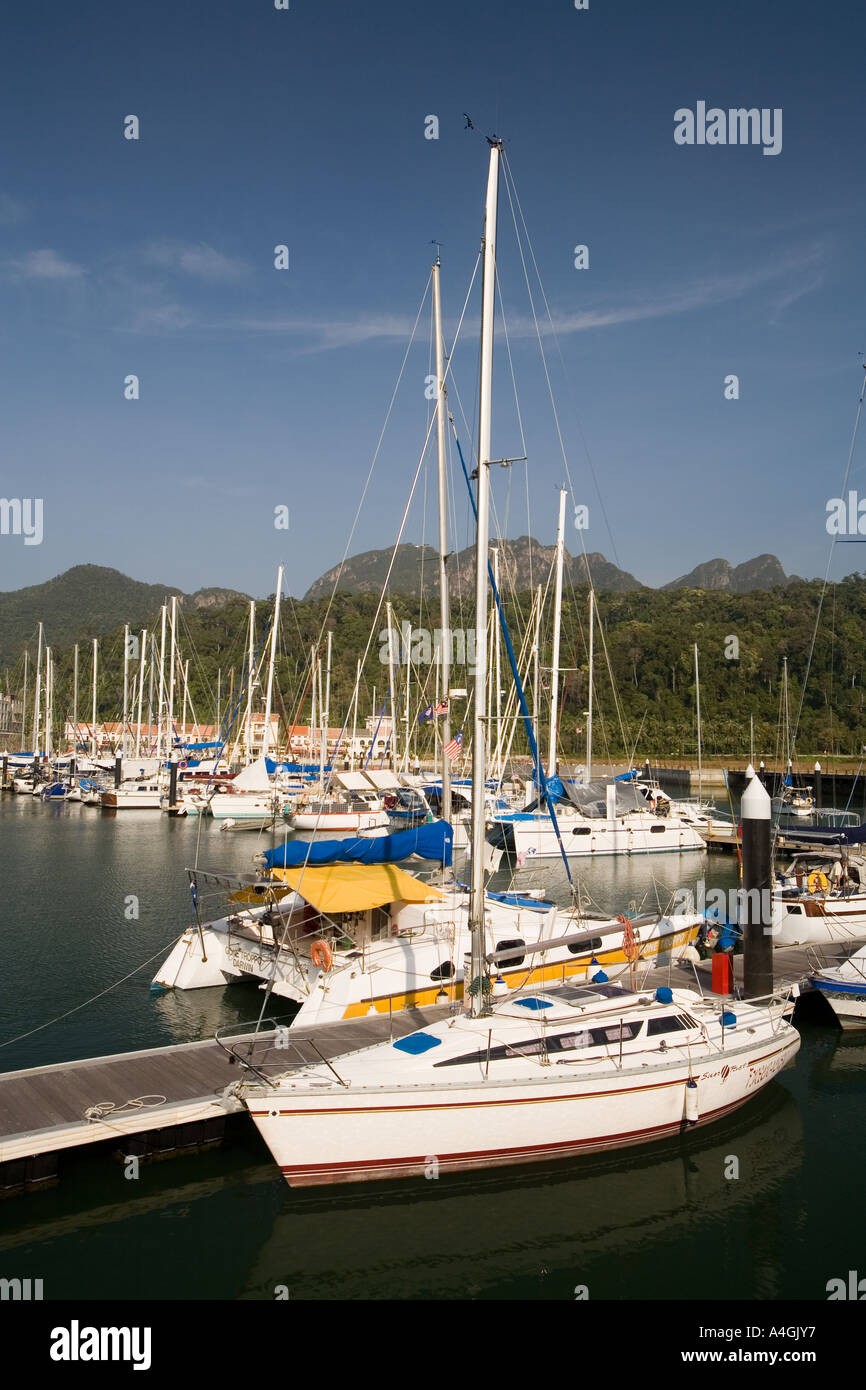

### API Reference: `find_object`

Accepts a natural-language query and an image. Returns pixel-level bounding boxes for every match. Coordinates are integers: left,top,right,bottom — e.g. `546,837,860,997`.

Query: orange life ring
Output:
311,939,333,971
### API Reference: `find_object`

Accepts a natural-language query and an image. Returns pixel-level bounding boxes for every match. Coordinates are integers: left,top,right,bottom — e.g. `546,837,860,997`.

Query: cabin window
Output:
568,935,603,956
587,1021,644,1046
430,960,455,981
646,1015,689,1036
650,825,666,834
571,826,592,836
496,938,526,967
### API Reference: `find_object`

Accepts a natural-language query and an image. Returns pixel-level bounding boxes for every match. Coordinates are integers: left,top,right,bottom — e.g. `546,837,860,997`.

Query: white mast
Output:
182,659,190,744
433,253,452,825
321,629,332,778
167,596,178,760
532,583,542,769
694,643,702,802
90,638,98,757
45,647,53,759
493,547,502,779
350,658,361,770
21,649,28,754
547,489,566,778
386,600,397,771
122,624,130,759
586,590,594,784
261,565,283,759
72,643,78,756
309,645,317,763
469,138,502,1017
135,631,146,760
33,622,43,754
157,605,167,761
244,601,256,763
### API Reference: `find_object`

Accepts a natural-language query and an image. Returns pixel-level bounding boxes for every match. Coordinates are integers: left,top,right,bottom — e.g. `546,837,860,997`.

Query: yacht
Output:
237,978,800,1186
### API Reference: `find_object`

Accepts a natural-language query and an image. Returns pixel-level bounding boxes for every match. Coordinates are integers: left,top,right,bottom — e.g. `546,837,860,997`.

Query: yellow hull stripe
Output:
340,928,698,1020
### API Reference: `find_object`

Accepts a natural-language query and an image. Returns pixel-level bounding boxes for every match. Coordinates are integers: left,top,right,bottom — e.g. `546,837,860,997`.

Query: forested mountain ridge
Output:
5,570,866,762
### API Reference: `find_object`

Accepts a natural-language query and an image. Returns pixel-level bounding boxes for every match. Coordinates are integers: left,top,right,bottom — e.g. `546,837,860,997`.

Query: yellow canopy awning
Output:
266,863,444,915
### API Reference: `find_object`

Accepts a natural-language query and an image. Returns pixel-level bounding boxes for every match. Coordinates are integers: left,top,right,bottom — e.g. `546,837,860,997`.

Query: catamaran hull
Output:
246,1033,799,1187
153,914,702,1024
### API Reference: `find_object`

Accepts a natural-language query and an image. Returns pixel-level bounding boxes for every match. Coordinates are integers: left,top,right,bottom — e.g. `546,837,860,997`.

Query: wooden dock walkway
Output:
0,1005,448,1189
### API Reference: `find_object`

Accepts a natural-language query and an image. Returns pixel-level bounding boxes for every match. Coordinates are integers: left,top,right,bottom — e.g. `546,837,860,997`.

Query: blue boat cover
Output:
262,819,453,870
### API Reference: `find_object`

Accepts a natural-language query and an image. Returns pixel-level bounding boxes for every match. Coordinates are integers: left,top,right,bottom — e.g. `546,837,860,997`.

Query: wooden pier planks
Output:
0,1005,449,1164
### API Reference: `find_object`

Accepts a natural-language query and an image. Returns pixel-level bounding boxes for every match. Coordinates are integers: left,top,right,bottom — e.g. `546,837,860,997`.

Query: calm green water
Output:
0,797,863,1301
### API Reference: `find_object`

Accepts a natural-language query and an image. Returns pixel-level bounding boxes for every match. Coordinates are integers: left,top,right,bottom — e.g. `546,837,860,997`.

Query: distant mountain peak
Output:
662,554,789,594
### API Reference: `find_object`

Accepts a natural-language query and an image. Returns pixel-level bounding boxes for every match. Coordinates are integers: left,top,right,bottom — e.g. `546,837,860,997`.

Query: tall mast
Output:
433,254,452,825
33,622,43,753
261,565,283,759
586,590,594,783
547,489,566,778
321,629,332,779
135,631,146,760
493,547,502,779
532,583,541,766
20,649,28,754
72,643,79,755
45,648,53,759
244,601,256,763
386,600,397,772
469,138,502,1017
157,605,167,761
123,624,130,759
90,638,98,758
694,643,702,802
167,596,178,760
182,659,190,743
350,658,360,770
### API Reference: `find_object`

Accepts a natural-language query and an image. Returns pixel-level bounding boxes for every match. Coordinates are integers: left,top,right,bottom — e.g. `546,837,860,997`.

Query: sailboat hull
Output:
246,1032,799,1187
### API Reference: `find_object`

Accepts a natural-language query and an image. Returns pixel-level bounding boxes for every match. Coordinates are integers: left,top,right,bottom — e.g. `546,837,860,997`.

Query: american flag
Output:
444,731,463,762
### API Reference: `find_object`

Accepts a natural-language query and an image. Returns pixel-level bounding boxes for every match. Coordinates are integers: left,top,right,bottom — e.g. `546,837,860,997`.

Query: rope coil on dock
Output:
84,1095,167,1123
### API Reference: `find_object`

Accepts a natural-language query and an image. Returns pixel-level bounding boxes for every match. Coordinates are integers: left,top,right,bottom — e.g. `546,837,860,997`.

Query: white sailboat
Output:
233,139,799,1186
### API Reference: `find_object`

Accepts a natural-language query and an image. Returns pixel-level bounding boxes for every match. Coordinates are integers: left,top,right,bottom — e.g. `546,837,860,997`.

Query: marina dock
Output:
0,1004,449,1193
0,942,847,1195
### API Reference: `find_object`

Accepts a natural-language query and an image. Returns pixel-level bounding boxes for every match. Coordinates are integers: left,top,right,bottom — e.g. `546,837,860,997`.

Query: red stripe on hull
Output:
277,1093,756,1187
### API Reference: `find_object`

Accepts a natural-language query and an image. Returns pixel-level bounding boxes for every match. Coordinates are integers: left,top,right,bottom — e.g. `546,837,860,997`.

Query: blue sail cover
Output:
262,820,453,870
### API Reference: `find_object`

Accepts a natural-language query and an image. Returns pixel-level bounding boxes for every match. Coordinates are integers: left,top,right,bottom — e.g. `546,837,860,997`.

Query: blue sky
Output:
1,0,864,598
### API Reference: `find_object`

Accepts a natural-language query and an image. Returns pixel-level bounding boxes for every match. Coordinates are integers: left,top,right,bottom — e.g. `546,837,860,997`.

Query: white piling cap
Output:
815,761,821,772
741,773,772,820
745,763,756,780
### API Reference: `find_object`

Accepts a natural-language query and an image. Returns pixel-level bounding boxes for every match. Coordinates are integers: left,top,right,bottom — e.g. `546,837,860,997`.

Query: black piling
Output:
114,755,122,788
741,769,774,1001
814,761,822,810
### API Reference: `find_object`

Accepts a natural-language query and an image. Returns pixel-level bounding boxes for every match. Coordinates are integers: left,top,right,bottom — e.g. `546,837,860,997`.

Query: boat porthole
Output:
269,1109,279,1118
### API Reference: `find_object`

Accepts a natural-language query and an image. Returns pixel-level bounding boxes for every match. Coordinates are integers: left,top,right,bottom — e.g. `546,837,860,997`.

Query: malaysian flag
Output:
434,701,449,716
444,730,463,762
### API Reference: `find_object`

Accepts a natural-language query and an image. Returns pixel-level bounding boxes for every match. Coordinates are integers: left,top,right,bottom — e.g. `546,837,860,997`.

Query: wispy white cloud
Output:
213,244,826,350
5,248,84,280
0,193,29,226
142,240,249,282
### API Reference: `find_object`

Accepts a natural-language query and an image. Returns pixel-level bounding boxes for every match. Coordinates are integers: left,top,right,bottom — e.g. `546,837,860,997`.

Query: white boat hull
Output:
491,813,706,859
245,1029,799,1186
